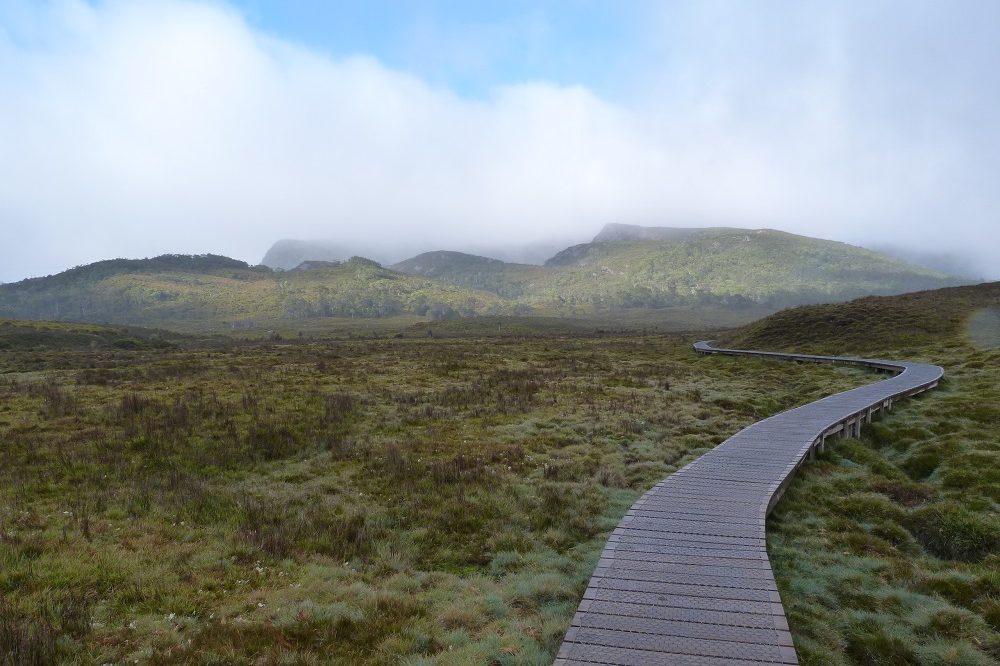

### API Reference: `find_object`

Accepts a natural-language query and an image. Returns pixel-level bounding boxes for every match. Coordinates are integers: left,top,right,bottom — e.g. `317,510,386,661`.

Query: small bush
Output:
871,521,917,549
594,464,627,488
919,607,980,639
905,502,1000,561
916,573,981,608
870,480,933,507
902,451,942,481
844,617,918,665
840,493,906,523
237,495,375,560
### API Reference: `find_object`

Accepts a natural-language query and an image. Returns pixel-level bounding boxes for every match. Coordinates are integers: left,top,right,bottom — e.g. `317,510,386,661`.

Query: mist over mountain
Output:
592,223,743,242
867,244,987,281
262,240,394,271
261,238,573,270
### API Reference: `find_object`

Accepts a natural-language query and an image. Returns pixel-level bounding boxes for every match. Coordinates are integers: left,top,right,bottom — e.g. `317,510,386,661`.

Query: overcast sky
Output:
1,0,998,282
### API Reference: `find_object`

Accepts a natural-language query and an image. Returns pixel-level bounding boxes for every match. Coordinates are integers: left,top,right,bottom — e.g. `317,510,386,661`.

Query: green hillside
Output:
718,282,1000,664
0,318,187,353
0,255,509,329
391,251,547,299
0,227,968,332
724,281,1000,353
393,227,963,311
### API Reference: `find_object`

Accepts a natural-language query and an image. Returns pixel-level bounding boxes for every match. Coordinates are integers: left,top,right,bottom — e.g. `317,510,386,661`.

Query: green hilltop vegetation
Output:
391,251,548,299
0,226,965,333
724,281,1000,664
395,226,962,312
726,281,1000,353
0,254,510,330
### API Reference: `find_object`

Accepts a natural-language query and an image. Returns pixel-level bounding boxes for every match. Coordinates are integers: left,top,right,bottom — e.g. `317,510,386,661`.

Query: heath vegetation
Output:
0,320,873,664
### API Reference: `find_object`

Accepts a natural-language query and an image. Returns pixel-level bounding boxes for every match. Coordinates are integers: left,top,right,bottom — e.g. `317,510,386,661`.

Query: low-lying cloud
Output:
1,0,998,282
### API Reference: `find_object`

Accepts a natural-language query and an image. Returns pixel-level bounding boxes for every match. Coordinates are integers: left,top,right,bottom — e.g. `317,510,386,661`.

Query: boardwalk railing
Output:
554,341,943,666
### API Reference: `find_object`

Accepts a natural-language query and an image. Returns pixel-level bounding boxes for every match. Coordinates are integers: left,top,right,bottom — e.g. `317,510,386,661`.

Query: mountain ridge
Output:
0,255,511,328
393,226,962,311
591,223,746,242
0,225,970,331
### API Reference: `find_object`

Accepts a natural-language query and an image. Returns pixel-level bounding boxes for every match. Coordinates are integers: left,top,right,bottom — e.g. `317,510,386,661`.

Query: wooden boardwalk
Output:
554,341,943,665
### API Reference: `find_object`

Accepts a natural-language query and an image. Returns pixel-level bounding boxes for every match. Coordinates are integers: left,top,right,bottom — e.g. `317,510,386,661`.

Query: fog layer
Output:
1,1,998,282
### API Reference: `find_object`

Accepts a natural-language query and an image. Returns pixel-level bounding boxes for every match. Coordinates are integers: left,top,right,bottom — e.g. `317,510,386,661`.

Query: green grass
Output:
0,322,874,664
727,281,1000,665
0,318,209,358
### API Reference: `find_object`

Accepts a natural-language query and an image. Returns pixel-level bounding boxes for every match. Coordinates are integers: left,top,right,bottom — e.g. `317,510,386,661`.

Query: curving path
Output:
554,341,943,665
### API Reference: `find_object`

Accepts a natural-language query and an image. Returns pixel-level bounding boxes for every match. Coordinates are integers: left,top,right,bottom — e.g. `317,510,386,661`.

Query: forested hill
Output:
541,228,960,307
0,255,508,328
390,251,546,299
392,227,964,311
0,227,969,330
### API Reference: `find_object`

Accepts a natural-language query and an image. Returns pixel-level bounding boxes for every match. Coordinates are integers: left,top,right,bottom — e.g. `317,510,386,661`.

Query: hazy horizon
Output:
0,222,989,284
3,1,1000,283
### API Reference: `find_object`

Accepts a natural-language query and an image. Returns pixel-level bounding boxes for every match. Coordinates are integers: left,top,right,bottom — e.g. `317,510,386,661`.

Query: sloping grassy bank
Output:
726,282,1000,665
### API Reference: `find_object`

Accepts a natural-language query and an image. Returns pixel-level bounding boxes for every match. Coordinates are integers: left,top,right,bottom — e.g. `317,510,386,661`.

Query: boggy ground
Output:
729,283,1000,665
0,329,873,664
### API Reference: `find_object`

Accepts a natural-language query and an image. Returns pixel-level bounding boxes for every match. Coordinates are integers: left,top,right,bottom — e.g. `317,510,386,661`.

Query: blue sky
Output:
1,0,999,281
230,1,641,97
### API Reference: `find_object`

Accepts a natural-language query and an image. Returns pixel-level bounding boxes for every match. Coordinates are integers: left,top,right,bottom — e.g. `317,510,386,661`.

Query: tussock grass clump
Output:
839,493,906,523
0,599,57,666
236,495,376,560
844,616,918,665
905,502,1000,562
900,448,944,481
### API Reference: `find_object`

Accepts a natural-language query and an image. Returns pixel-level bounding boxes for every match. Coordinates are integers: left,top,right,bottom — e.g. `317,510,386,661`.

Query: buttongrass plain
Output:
0,319,875,664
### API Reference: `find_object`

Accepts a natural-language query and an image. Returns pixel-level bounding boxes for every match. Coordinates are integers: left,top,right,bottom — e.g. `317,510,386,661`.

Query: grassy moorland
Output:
0,319,875,664
726,282,1000,665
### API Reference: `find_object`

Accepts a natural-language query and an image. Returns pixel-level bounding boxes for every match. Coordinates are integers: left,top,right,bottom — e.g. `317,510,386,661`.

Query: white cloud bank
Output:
1,0,998,281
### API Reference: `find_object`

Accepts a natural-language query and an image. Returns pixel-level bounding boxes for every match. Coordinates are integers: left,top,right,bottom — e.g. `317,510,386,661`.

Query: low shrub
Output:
905,502,1000,562
901,450,943,481
844,616,918,665
839,493,906,523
